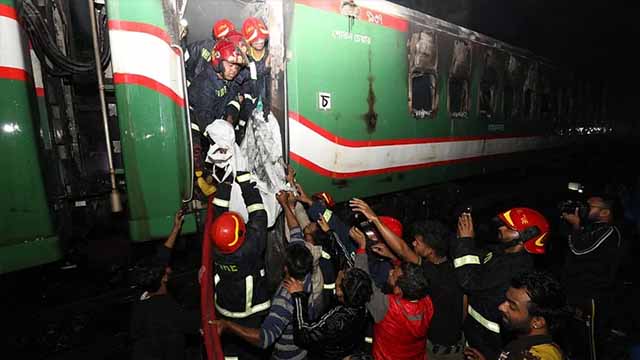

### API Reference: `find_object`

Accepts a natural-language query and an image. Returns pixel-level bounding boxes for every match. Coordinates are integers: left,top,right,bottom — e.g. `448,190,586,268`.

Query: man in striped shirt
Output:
214,191,315,360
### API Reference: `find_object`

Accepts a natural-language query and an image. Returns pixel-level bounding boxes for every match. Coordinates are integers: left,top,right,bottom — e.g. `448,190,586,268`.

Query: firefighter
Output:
240,17,271,119
208,159,269,359
453,207,550,360
188,38,246,198
224,29,254,143
184,18,235,85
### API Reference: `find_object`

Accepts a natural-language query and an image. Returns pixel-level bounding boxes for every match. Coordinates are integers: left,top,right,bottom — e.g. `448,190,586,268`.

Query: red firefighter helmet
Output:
212,19,235,40
312,191,335,209
211,38,246,72
379,216,403,238
242,17,269,44
497,207,550,254
210,211,246,254
224,30,249,54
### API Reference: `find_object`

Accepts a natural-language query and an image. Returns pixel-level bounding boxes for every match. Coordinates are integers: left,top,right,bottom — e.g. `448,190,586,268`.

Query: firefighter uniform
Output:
184,38,215,85
319,248,337,312
452,237,534,359
187,63,241,179
212,172,269,359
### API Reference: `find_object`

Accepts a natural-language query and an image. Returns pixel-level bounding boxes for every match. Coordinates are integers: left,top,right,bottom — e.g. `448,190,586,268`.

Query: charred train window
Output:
479,50,497,119
523,63,538,119
503,56,522,121
503,85,514,120
408,31,438,118
449,39,471,118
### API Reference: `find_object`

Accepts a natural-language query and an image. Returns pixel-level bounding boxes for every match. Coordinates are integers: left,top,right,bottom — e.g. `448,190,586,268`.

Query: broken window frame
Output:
448,39,472,118
408,30,439,119
479,49,498,120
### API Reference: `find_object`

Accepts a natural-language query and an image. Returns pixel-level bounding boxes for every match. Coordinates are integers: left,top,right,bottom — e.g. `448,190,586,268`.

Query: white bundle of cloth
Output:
204,111,291,228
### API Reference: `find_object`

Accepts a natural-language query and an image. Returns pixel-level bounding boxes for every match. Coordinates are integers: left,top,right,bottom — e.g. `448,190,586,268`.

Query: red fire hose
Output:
199,196,224,360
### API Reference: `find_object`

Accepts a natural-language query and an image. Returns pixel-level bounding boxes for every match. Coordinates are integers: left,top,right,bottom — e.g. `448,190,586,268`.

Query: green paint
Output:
0,79,61,271
106,0,167,29
106,0,194,242
287,4,561,201
114,83,194,242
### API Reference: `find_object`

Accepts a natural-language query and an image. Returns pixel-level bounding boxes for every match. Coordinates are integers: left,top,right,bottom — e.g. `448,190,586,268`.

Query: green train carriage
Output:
0,0,609,274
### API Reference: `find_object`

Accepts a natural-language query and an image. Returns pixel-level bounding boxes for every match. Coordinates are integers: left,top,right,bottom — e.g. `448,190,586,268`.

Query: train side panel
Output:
106,0,196,242
287,0,567,202
0,0,61,272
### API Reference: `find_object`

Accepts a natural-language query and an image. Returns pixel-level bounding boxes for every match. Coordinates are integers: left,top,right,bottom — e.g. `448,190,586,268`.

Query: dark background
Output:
391,0,640,135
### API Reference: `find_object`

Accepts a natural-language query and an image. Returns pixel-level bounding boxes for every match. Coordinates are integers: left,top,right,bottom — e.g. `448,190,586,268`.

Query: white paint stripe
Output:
290,118,563,173
109,30,184,99
0,16,27,71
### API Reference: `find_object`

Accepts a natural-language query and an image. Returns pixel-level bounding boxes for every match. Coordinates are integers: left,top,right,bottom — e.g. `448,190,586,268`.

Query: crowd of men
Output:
128,15,628,360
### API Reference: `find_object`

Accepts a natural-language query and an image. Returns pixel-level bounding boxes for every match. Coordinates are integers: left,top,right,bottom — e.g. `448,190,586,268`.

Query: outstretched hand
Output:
276,191,290,205
317,215,331,233
457,213,474,238
286,164,296,185
349,226,367,249
173,209,185,229
283,277,304,294
294,183,312,205
349,198,378,222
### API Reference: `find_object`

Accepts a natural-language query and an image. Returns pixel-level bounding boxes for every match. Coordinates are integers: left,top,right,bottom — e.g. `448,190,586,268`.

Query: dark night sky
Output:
471,0,636,72
391,0,639,90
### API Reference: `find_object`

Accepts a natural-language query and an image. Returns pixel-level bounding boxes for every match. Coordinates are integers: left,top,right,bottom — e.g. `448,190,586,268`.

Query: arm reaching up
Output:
349,198,420,264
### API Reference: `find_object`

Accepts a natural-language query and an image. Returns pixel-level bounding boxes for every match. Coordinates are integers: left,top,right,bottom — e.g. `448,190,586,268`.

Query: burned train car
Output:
0,0,610,273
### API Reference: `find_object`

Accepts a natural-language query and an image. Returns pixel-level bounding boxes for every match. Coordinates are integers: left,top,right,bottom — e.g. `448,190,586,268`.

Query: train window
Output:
522,63,538,119
540,73,554,124
503,56,522,120
449,39,471,118
479,50,497,119
408,31,438,119
503,85,514,120
411,74,437,117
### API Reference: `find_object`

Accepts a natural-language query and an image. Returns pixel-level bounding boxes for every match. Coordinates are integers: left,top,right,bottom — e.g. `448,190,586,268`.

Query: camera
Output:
557,199,588,219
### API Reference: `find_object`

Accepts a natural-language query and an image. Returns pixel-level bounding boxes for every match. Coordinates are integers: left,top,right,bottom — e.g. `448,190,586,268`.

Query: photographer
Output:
560,195,623,360
452,207,550,360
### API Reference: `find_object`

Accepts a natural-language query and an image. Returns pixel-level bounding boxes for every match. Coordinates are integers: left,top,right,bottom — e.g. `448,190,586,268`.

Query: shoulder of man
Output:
527,343,563,360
